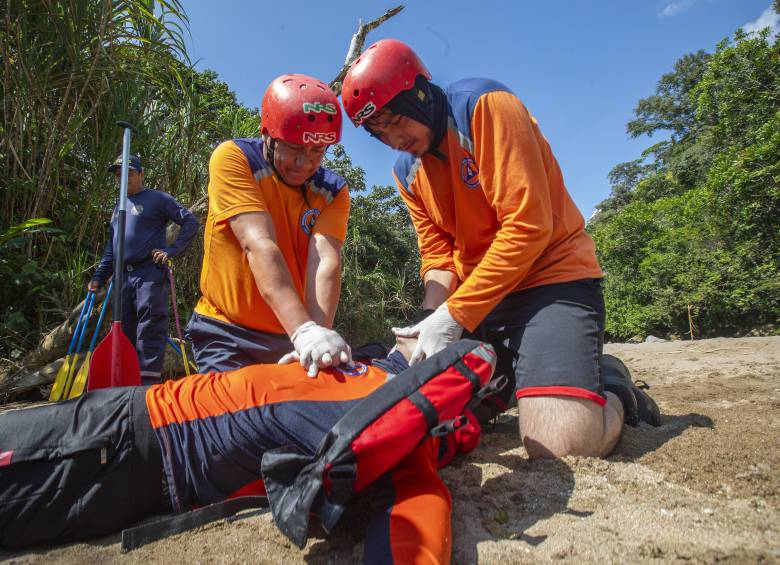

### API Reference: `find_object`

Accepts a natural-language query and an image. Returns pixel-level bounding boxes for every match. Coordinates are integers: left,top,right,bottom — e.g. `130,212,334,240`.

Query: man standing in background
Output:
89,154,198,384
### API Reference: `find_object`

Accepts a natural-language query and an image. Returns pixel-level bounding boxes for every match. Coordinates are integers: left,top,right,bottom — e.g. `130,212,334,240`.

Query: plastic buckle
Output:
326,464,356,504
431,415,468,437
476,374,509,400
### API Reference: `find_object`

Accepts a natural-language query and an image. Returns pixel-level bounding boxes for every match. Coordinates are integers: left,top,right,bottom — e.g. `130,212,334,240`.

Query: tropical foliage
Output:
588,28,780,340
338,183,422,344
0,0,256,361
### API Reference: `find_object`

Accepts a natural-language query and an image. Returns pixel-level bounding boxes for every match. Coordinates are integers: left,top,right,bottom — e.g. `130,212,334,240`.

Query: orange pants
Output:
365,438,452,564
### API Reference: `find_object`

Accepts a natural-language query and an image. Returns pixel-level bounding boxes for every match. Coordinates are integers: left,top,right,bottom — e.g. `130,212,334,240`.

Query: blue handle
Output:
66,291,93,356
87,281,113,353
73,292,96,354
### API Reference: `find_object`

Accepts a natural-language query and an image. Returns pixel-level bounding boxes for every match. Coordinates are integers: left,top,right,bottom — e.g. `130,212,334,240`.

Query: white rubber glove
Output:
391,302,463,365
278,321,352,377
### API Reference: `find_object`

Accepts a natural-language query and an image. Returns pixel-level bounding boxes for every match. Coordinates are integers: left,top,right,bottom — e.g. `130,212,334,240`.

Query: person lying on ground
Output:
341,39,660,460
0,337,497,564
187,74,351,376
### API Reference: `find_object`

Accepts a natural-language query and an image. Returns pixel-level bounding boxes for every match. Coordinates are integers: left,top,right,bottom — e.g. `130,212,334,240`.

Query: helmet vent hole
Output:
327,115,333,122
308,115,315,122
353,89,359,97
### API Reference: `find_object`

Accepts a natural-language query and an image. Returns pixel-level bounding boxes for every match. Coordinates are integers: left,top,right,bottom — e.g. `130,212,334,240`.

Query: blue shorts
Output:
465,278,606,406
185,312,293,373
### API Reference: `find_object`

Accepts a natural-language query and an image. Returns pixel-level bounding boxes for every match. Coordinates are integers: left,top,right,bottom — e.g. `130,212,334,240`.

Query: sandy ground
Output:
1,336,778,564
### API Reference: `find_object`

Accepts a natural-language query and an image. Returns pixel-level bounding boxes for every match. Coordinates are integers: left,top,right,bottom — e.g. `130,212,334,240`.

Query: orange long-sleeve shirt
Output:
393,79,602,331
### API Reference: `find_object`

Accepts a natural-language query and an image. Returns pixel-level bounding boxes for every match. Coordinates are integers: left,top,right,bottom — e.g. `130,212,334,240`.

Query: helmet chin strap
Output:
263,137,312,208
262,136,279,176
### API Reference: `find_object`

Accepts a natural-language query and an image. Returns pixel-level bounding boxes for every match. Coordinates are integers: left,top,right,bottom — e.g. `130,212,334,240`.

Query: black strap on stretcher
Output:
120,495,269,552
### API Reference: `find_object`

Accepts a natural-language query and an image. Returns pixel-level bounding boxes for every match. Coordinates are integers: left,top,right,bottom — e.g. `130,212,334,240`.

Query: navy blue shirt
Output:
92,188,198,284
373,349,411,376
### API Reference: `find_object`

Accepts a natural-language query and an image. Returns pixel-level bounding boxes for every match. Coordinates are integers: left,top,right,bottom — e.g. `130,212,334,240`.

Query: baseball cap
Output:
108,154,142,173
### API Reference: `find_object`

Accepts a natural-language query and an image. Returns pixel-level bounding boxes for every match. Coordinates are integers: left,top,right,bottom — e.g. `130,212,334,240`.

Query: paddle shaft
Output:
87,281,113,352
167,263,184,342
112,126,132,324
107,122,138,388
67,291,92,355
73,292,96,354
61,292,95,398
167,263,191,375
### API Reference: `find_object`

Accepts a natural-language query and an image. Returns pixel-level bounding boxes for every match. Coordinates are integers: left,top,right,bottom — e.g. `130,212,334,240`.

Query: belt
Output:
125,259,154,272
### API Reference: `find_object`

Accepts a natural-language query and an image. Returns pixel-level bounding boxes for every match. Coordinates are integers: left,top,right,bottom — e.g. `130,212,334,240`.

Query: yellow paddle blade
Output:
67,352,92,399
61,352,82,400
49,357,73,402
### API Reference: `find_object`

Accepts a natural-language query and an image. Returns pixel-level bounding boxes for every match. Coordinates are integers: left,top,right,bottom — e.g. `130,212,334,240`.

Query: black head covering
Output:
367,75,449,156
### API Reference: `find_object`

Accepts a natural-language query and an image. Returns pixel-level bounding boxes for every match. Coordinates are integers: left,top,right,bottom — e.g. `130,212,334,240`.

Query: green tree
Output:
627,51,711,143
590,29,779,340
337,184,421,345
693,29,780,154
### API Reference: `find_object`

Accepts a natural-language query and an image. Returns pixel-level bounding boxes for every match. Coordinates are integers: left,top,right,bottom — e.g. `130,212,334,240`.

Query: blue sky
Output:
184,1,777,216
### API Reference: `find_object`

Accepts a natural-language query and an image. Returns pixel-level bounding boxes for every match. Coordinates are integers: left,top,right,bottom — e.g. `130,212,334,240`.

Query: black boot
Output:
601,354,661,427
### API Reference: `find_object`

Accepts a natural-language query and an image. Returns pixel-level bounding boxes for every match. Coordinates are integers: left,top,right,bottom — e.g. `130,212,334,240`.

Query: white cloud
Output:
658,0,698,17
743,5,780,36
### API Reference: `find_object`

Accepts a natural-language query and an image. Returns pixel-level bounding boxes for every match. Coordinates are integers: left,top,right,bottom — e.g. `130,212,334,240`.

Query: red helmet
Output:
261,74,342,145
341,39,431,126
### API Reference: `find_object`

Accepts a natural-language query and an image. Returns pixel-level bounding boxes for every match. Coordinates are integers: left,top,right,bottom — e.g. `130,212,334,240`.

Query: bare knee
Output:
518,396,614,459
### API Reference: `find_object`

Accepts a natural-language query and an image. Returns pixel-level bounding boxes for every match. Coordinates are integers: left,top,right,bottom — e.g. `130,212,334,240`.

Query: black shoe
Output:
601,354,661,427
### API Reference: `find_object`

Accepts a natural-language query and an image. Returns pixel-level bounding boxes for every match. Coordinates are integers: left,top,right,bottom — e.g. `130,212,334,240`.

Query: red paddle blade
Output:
87,322,140,390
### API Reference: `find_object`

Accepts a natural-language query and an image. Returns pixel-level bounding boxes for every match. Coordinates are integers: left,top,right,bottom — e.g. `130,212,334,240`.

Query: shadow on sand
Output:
611,411,714,461
445,408,713,563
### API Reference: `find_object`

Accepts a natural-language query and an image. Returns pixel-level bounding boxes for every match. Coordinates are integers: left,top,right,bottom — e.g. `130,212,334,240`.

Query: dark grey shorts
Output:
466,278,606,405
186,312,293,373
